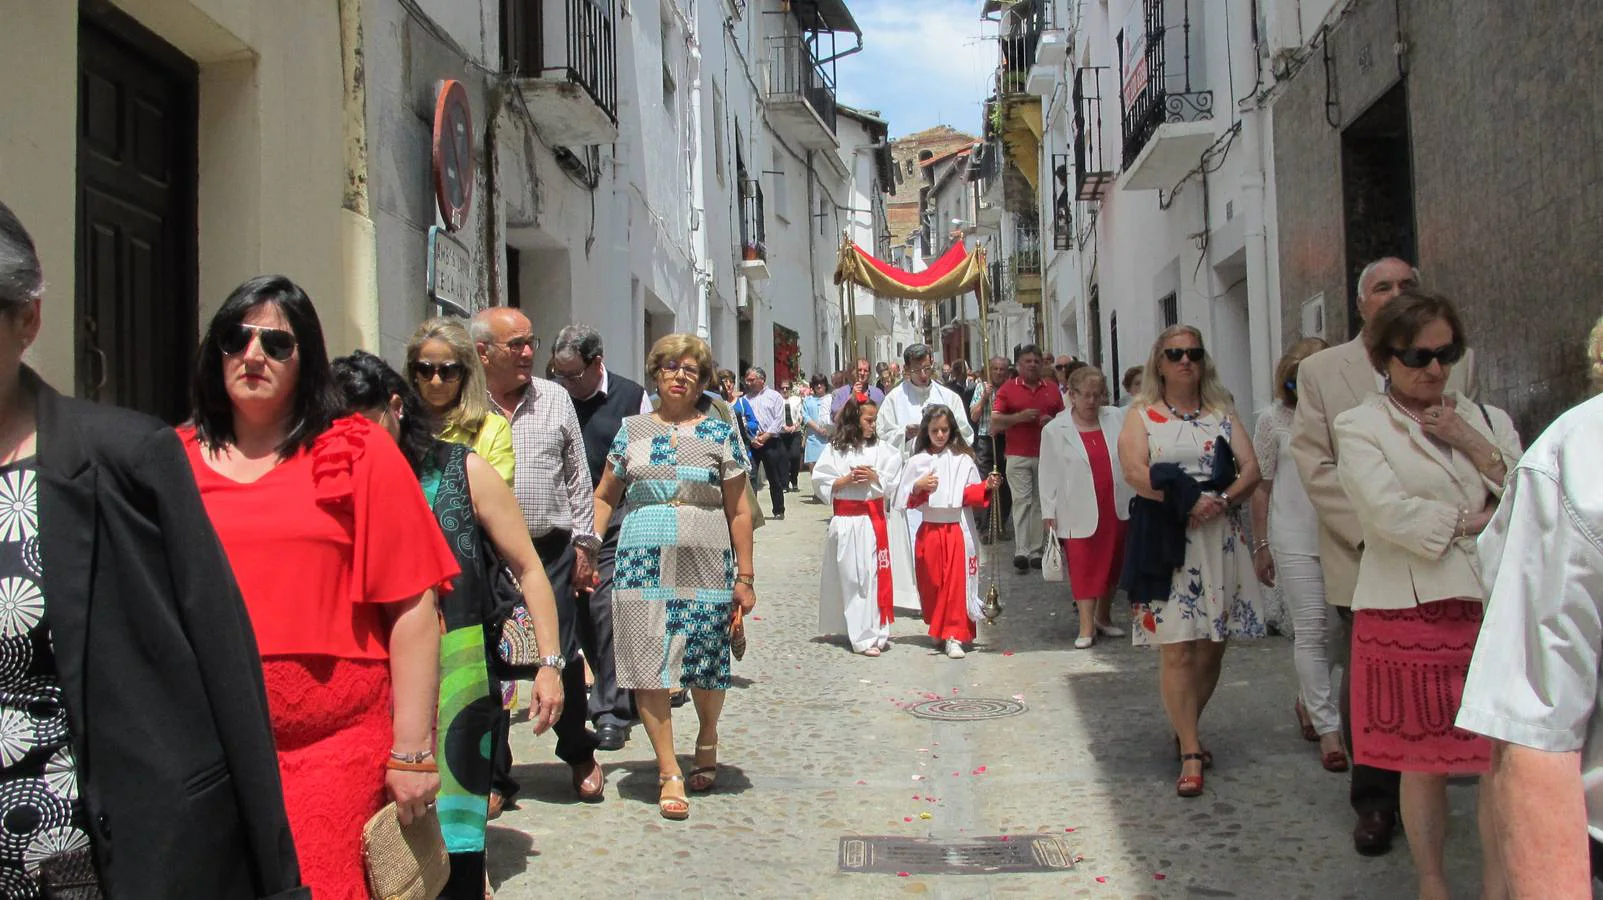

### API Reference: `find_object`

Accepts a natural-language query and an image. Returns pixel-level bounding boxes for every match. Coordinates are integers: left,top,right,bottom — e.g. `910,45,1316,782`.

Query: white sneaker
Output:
1074,635,1095,649
1095,622,1127,638
944,640,966,659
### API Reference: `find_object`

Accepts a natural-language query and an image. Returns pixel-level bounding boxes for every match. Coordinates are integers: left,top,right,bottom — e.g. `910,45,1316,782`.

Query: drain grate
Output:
904,697,1027,721
839,835,1075,875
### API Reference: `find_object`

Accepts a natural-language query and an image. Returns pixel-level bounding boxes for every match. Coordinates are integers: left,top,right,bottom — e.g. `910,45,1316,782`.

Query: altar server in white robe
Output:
814,397,903,656
877,344,975,609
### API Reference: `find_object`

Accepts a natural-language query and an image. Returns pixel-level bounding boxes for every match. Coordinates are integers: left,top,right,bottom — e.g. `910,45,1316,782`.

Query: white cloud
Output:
835,0,994,139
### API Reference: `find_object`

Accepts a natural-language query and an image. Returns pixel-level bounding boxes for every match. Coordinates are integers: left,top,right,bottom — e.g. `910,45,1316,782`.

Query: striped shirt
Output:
489,380,595,541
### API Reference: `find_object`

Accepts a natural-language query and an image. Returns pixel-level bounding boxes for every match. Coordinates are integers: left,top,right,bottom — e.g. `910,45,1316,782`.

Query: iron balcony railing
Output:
766,34,838,135
997,27,1042,96
740,179,766,261
501,0,619,125
1013,218,1042,276
1119,0,1213,168
1050,153,1072,250
1073,67,1115,200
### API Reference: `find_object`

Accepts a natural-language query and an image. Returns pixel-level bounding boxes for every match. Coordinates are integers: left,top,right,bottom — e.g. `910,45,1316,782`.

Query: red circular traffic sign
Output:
432,80,474,232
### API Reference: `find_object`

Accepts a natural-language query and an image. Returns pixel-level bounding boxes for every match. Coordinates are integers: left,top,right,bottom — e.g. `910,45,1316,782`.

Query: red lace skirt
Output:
1351,600,1490,774
264,657,392,900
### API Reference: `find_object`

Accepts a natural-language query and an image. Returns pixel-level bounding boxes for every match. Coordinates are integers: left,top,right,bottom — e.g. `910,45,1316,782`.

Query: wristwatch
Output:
537,655,567,671
1479,448,1505,477
573,533,602,555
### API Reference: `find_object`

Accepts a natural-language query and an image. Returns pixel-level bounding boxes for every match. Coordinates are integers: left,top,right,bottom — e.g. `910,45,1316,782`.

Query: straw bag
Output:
362,802,449,900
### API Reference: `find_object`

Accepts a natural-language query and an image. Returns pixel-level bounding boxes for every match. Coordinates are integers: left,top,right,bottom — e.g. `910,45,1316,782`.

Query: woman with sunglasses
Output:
332,350,563,900
1117,325,1264,798
1248,338,1348,772
182,276,458,900
408,317,514,486
1333,290,1521,899
593,333,756,820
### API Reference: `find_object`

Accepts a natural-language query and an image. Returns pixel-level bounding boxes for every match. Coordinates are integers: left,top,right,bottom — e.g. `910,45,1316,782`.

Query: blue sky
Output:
835,0,993,139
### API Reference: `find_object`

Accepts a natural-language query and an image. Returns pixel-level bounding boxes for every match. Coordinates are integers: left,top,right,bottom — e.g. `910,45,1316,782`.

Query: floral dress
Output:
1130,406,1266,646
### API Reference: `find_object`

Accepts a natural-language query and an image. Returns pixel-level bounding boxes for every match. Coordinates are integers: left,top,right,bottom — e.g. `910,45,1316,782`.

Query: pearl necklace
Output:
1387,392,1425,425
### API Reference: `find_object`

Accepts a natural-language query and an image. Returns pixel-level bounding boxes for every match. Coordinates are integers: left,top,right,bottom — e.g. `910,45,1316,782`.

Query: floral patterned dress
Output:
1130,406,1266,646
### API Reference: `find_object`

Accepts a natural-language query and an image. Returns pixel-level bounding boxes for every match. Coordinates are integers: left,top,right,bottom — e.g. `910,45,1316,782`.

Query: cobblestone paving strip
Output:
489,476,1489,899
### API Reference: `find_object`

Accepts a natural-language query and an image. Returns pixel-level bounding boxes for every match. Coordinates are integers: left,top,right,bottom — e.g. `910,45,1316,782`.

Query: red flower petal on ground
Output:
972,766,987,774
897,872,910,877
1095,876,1108,883
1002,650,1015,656
1154,873,1167,880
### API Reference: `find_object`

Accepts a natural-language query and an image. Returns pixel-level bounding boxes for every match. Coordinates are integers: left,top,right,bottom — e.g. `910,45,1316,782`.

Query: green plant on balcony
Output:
1000,69,1028,94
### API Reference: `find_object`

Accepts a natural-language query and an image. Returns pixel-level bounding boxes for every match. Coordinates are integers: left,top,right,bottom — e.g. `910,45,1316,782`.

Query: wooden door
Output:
76,7,197,423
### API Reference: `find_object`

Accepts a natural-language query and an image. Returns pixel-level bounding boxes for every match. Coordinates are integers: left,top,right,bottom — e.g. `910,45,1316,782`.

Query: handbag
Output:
37,847,102,900
1041,526,1066,582
361,802,449,900
484,539,540,679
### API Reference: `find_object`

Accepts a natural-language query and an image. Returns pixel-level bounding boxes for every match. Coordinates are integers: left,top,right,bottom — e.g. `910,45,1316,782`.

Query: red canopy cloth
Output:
833,241,988,301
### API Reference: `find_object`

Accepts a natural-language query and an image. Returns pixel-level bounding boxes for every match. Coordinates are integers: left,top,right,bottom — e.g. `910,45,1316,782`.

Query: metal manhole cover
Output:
839,835,1075,875
905,697,1027,721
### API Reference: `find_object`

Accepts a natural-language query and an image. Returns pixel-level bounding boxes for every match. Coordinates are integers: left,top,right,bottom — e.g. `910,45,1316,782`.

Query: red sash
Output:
832,498,894,625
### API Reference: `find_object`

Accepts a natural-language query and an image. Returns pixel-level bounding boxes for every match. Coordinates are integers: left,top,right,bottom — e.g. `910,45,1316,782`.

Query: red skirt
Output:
914,521,976,644
264,657,393,900
1064,519,1126,599
1351,600,1490,774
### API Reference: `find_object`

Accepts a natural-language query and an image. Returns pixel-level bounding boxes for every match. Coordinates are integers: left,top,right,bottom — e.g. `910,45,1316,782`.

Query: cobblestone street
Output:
493,478,1486,899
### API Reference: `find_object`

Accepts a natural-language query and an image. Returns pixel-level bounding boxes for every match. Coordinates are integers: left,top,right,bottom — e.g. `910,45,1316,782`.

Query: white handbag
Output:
1041,526,1066,582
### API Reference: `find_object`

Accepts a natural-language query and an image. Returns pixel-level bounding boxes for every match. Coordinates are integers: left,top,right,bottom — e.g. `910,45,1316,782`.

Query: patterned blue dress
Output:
1129,405,1266,646
608,415,749,691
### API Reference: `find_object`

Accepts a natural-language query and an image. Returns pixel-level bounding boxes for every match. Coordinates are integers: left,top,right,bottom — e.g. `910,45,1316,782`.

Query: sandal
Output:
688,743,719,793
658,773,689,820
1322,748,1350,772
1294,699,1319,742
1174,736,1214,770
1177,753,1205,797
487,791,504,820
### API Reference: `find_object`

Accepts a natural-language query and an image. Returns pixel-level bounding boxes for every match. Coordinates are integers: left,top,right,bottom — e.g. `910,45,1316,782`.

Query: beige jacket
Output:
1290,336,1477,606
1334,392,1520,610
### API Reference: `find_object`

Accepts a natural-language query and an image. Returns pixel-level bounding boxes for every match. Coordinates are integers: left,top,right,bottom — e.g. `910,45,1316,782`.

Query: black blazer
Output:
31,369,307,899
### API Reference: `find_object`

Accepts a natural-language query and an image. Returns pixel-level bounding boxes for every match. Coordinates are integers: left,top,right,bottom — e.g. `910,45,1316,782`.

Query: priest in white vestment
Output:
875,344,974,610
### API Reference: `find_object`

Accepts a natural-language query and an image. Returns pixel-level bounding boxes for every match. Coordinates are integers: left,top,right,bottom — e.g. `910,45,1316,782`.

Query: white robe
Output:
875,380,976,610
813,442,903,651
893,450,985,623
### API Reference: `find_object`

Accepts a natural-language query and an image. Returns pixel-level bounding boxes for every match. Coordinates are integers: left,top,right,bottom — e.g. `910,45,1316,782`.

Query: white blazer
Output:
1038,406,1132,539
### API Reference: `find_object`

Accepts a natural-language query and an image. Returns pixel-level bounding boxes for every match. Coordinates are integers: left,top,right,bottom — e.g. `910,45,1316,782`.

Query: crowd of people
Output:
3,182,1603,899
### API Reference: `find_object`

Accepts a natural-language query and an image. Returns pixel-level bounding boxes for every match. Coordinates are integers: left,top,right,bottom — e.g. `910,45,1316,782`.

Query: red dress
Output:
1063,429,1127,598
182,416,458,900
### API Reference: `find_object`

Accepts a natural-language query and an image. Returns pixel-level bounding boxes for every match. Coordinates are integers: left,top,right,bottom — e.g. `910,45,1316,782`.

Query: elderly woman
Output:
333,350,564,900
408,317,514,486
1117,325,1264,798
1334,290,1521,900
593,334,756,821
801,375,832,474
182,276,458,899
0,203,307,897
1041,366,1132,649
1250,337,1347,772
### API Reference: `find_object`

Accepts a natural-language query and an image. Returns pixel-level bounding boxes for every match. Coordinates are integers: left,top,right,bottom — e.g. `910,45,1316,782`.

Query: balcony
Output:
501,0,619,145
1050,153,1072,250
997,27,1040,99
738,179,769,281
765,34,839,149
1073,67,1115,200
1119,0,1215,191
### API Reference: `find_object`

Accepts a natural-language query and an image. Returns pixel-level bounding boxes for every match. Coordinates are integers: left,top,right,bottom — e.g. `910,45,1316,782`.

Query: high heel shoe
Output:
688,743,719,793
1174,735,1214,770
1176,753,1206,797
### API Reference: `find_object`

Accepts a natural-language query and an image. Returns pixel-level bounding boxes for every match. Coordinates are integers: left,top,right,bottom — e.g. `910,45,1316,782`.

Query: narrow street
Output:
493,478,1486,899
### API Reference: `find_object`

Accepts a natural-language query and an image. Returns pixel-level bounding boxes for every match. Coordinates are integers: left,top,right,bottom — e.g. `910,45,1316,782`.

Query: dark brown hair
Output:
912,404,976,461
1362,289,1466,374
830,396,878,451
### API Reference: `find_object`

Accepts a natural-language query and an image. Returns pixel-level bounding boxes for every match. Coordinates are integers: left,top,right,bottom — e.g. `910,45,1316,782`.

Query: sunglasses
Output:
219,324,297,362
412,361,465,383
1390,342,1464,369
1162,347,1206,363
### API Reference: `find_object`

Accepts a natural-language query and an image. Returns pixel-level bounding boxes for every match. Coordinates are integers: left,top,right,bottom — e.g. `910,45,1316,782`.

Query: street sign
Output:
427,226,473,317
432,79,474,232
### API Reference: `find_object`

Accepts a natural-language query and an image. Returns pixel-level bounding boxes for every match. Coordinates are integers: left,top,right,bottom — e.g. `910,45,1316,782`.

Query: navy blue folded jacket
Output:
1118,437,1238,605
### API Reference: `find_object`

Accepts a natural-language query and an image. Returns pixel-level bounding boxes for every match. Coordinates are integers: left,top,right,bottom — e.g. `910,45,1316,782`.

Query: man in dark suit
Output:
550,324,651,752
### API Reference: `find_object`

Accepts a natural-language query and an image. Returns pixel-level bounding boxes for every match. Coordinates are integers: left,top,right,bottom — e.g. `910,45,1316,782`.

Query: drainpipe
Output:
337,0,379,351
687,7,712,340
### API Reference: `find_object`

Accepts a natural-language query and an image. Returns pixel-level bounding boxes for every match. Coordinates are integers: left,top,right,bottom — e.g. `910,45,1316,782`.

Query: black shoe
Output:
773,512,785,520
1353,811,1396,857
595,723,629,752
1012,555,1028,573
1029,557,1043,570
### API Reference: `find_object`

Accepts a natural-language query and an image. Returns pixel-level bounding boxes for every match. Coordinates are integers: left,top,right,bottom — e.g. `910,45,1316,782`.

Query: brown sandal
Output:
658,773,689,820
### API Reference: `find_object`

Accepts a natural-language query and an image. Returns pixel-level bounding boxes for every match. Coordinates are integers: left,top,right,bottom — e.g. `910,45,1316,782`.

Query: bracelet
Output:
1252,540,1270,553
385,759,439,773
390,748,435,765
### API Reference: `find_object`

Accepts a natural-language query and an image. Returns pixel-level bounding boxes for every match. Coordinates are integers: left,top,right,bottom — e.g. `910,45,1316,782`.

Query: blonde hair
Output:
646,333,716,392
1066,365,1106,396
1134,325,1236,416
1274,337,1329,407
1590,312,1603,391
406,317,493,437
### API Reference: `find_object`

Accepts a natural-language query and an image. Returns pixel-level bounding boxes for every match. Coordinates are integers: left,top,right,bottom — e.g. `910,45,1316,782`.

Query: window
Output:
1159,292,1178,329
661,17,676,107
712,83,726,186
770,148,789,221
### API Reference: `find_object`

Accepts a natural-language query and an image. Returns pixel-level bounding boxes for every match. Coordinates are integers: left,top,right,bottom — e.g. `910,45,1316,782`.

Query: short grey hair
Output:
1356,258,1422,303
552,323,604,362
467,315,494,343
0,201,43,308
902,343,932,366
745,366,767,382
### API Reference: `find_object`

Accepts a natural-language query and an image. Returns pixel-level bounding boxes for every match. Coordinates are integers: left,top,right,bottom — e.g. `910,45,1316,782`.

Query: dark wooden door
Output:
76,8,197,423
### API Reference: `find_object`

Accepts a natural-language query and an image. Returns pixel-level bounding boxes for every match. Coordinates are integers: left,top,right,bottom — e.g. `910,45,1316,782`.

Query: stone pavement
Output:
491,475,1488,898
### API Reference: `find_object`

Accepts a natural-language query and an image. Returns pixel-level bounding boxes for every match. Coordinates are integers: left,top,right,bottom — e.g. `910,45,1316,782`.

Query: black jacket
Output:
1119,439,1239,606
31,369,307,899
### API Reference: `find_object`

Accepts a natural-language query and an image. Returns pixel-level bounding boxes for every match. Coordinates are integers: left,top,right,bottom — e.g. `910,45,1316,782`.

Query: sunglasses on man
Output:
1162,347,1206,363
412,361,465,383
219,324,297,362
1389,342,1464,369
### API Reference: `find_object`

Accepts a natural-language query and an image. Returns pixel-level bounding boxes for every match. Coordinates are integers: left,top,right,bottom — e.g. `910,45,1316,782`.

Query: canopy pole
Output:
847,279,859,362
